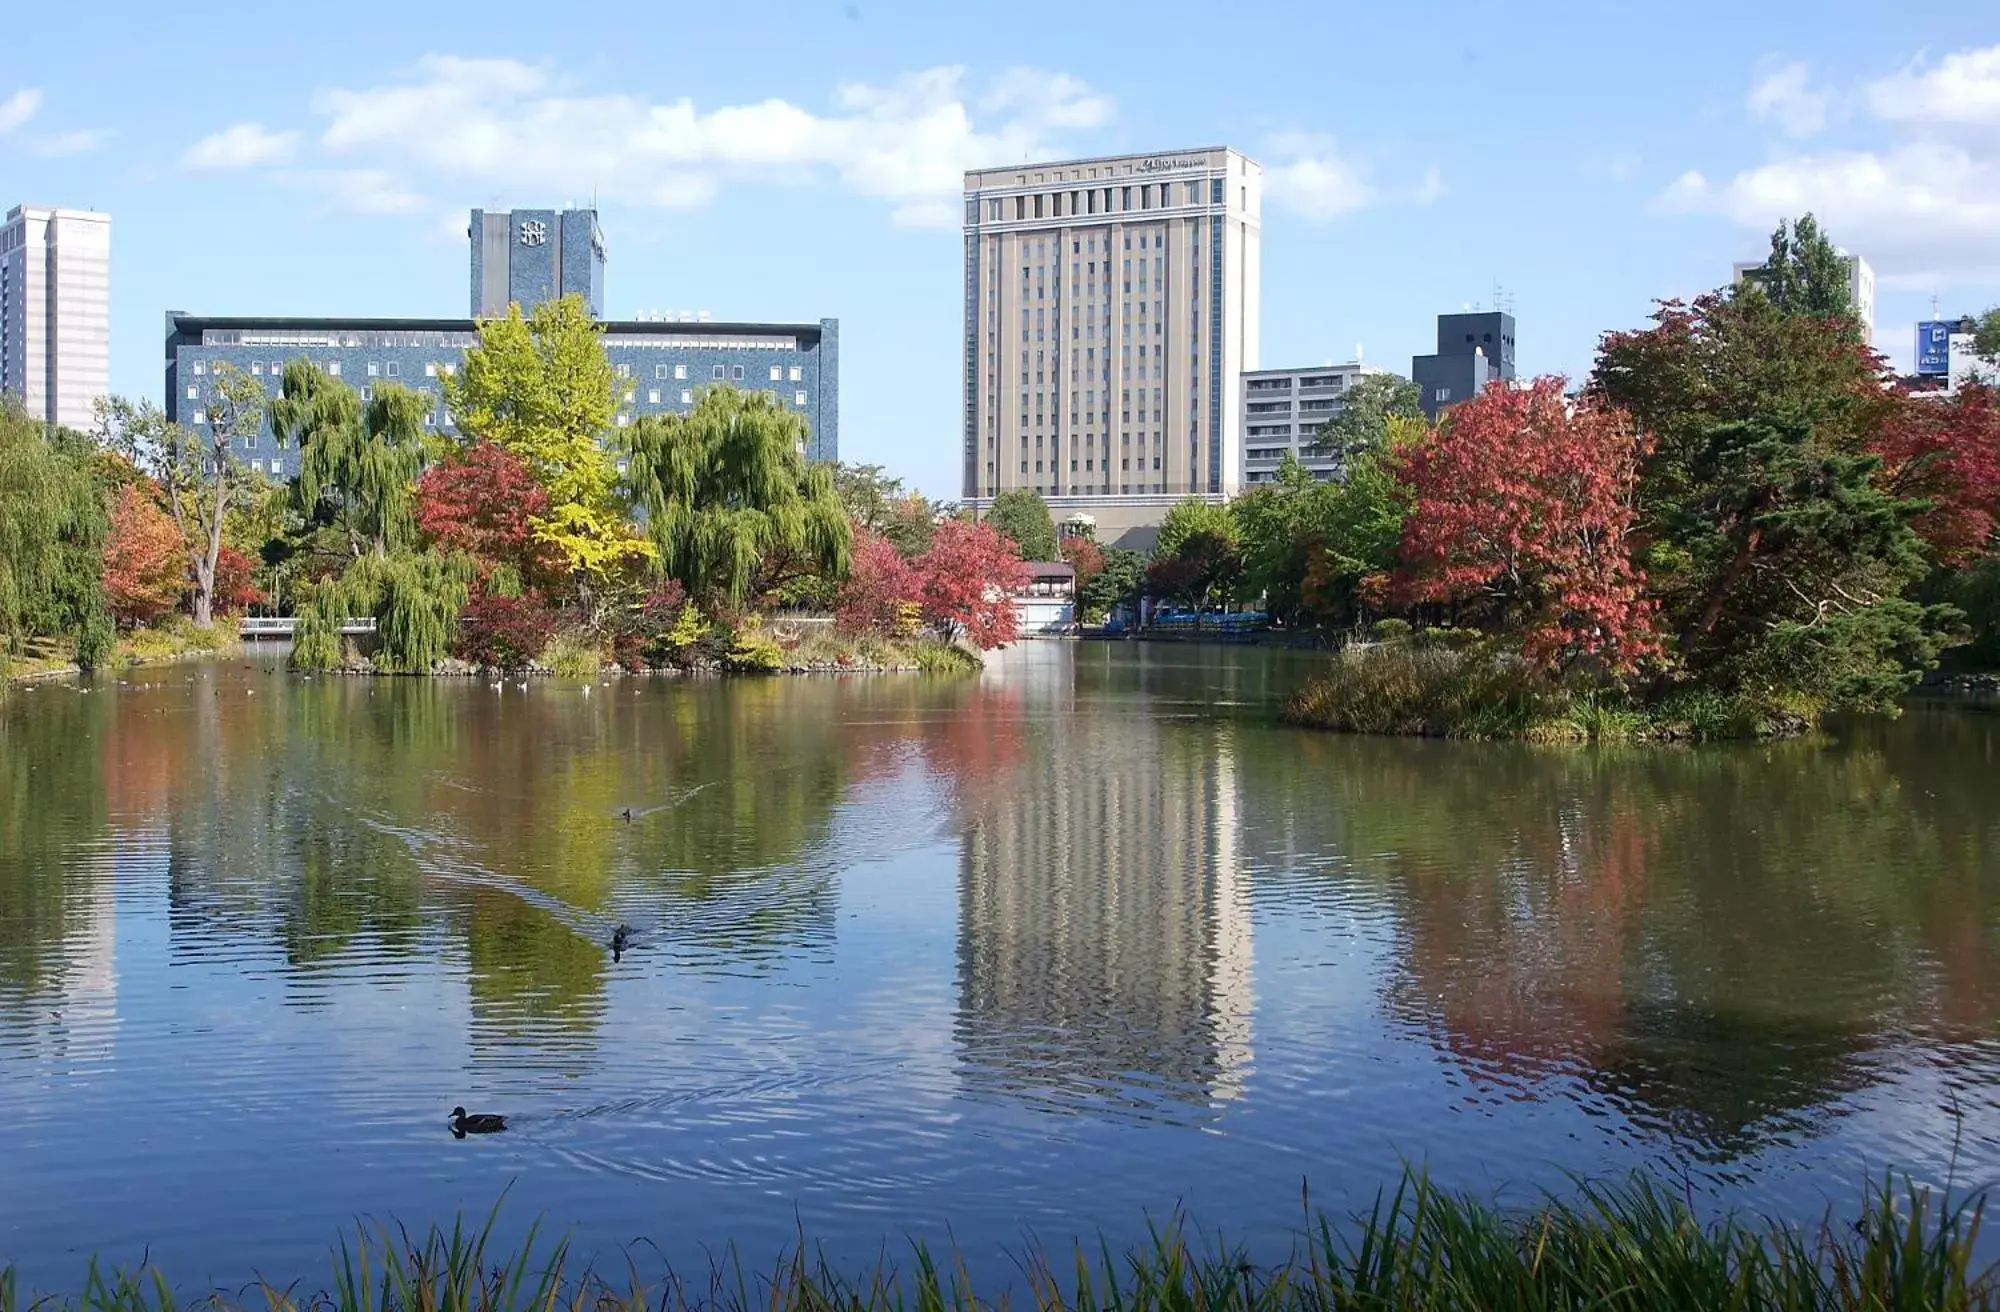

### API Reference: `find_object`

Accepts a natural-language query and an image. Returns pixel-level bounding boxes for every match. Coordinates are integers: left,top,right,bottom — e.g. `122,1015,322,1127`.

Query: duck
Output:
449,1106,507,1136
621,807,633,823
610,924,635,962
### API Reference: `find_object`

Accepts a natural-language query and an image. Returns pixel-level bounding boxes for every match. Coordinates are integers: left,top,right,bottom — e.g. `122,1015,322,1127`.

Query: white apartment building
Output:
0,205,111,431
962,149,1261,549
1731,250,1875,345
1241,361,1396,486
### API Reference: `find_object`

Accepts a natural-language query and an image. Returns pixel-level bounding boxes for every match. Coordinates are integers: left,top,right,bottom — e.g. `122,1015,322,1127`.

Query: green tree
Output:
986,488,1057,560
1311,373,1423,459
623,385,850,608
1232,452,1409,627
0,400,112,668
1736,213,1857,333
293,549,474,673
1078,546,1143,623
832,462,906,532
1594,291,1959,710
441,296,653,606
1154,496,1237,558
275,362,426,561
1972,308,2000,365
95,364,266,627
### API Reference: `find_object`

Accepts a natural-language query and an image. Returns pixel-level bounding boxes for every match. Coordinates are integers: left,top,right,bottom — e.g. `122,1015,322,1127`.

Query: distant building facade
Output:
962,148,1262,549
1240,361,1396,485
470,208,605,319
1,205,110,430
1732,251,1875,345
1412,311,1515,420
164,208,838,473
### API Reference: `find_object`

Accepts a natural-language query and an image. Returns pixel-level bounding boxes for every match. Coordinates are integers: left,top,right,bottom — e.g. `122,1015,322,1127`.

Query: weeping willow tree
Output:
623,386,850,606
274,362,427,560
292,550,473,673
0,398,113,670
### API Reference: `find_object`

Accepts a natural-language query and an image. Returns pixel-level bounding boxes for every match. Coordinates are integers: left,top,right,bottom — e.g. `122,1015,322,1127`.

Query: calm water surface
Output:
2,644,1998,1289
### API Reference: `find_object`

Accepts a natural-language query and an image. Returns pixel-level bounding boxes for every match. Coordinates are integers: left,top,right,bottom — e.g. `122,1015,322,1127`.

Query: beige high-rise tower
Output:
1,205,111,431
962,149,1261,548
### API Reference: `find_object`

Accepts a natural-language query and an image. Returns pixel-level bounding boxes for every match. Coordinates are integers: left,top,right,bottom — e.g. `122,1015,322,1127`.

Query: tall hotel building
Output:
963,149,1261,547
1,205,111,431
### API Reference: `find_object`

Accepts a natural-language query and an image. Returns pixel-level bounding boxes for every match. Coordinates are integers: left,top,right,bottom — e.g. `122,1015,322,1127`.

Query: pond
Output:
2,644,1997,1289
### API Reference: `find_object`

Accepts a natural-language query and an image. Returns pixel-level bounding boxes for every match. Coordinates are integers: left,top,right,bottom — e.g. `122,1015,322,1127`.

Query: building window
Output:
193,410,207,425
424,362,437,377
788,365,802,382
192,361,206,375
712,365,725,379
327,361,341,376
731,365,744,381
680,390,692,404
367,362,380,377
616,363,631,378
795,390,807,407
675,364,687,380
654,365,668,379
769,365,783,381
385,361,399,377
648,389,661,404
616,414,629,427
186,386,198,400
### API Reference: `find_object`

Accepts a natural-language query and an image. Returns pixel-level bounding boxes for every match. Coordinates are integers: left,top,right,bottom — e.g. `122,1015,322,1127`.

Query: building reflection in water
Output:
953,654,1252,1116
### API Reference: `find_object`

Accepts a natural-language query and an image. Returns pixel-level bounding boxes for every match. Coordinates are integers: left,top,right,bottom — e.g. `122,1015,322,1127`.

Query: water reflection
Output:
1,652,1998,1287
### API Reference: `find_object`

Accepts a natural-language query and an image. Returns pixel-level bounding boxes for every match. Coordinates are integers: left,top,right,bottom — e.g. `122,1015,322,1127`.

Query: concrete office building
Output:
471,208,605,319
1240,361,1397,485
166,208,838,475
1,205,111,431
962,148,1262,550
1412,311,1515,420
1733,251,1875,345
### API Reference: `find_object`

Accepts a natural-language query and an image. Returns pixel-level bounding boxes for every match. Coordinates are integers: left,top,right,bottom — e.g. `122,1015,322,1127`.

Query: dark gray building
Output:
165,207,839,473
1411,311,1514,419
470,208,604,319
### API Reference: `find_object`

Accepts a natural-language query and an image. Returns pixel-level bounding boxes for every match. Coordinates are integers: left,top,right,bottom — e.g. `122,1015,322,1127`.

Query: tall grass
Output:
4,1172,1993,1312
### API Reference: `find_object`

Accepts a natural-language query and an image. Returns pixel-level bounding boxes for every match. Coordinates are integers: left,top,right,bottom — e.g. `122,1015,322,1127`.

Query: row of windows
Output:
977,179,1223,224
984,483,1173,498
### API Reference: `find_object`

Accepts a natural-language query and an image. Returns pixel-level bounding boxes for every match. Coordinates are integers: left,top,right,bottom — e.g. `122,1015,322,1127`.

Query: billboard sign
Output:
1917,320,1954,375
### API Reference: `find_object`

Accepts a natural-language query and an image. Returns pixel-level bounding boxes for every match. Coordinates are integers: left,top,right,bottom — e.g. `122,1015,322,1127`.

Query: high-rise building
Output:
470,208,605,319
1731,251,1875,345
962,149,1262,549
1240,360,1397,485
1,205,111,430
166,207,838,473
1412,311,1515,420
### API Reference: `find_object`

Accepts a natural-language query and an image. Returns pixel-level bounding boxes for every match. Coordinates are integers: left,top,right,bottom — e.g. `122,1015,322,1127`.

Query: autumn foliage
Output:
415,441,558,584
1391,378,1659,674
103,485,184,629
1871,381,2000,566
210,545,264,615
837,519,1028,649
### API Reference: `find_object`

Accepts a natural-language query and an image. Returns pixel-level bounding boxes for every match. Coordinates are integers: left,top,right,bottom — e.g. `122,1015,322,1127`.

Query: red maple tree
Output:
103,484,186,629
836,527,921,634
415,441,559,585
210,545,265,615
1059,535,1106,591
1391,377,1660,674
1871,381,2000,566
915,519,1029,649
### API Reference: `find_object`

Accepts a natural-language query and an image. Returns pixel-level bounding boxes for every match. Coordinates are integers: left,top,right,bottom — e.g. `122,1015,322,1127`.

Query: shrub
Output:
641,602,711,669
1371,617,1412,643
540,631,605,678
720,616,784,673
915,638,981,675
1283,642,1563,738
608,581,689,670
455,593,558,672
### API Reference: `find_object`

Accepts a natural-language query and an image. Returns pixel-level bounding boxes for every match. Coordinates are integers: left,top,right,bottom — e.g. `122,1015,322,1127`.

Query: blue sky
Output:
5,0,1997,498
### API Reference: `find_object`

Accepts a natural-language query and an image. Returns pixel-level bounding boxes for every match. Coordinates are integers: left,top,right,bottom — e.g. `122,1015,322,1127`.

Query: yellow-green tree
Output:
441,296,653,611
623,386,850,607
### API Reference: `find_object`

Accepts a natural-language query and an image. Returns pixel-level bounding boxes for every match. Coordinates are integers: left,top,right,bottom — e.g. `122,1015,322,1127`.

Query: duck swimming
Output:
610,924,634,962
449,1106,507,1136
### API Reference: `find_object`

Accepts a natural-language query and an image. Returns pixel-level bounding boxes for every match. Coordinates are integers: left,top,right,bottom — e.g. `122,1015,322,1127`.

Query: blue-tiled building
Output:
163,208,839,475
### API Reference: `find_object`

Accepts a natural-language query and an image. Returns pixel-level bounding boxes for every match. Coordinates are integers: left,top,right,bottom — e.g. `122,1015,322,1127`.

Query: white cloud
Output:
268,54,1114,228
1747,61,1835,138
0,88,41,136
1262,133,1382,220
183,122,300,170
1661,43,2000,279
278,168,427,215
1867,45,2000,132
30,128,110,158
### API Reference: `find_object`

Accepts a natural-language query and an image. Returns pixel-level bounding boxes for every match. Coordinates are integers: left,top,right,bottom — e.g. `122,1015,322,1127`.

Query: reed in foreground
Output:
4,1171,1994,1312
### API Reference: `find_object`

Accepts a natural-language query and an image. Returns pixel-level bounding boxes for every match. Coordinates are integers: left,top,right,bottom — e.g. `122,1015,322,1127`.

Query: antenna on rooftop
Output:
1494,282,1516,315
